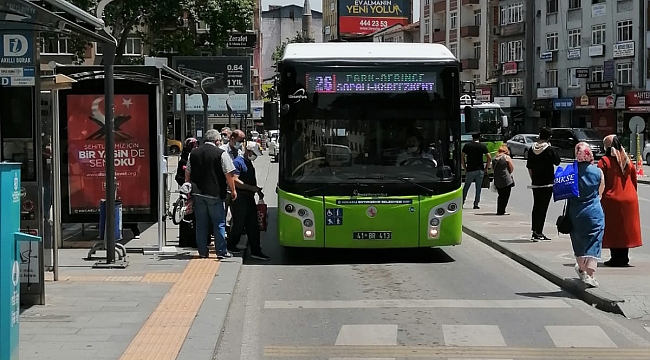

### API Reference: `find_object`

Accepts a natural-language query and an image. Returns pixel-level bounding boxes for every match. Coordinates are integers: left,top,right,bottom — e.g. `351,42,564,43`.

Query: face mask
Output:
234,141,243,149
407,146,419,153
248,154,257,162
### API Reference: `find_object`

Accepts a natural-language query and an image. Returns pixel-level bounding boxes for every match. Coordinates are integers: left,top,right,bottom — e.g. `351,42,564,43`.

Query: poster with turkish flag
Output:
66,94,151,215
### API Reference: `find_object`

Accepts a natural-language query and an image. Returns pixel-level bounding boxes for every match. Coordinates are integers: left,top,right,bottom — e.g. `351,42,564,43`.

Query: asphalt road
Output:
503,158,650,247
214,156,650,360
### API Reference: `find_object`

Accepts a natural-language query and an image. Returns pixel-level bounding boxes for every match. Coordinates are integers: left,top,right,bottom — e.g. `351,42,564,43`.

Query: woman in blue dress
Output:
569,142,605,288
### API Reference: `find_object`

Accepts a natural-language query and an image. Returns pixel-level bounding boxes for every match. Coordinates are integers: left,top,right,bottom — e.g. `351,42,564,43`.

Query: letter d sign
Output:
3,34,28,57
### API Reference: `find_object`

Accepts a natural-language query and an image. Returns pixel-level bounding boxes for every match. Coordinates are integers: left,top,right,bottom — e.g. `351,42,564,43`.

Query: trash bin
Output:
98,199,123,241
0,163,41,360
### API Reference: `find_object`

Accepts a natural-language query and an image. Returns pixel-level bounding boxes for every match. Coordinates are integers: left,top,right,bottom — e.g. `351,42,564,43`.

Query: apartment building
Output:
533,0,645,138
421,0,489,84
373,22,420,42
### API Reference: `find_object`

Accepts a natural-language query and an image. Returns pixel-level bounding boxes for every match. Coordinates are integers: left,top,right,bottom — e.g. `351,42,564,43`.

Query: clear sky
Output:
261,0,421,23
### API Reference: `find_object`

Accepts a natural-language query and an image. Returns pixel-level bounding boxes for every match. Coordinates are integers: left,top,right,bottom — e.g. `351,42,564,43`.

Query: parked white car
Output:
267,130,280,162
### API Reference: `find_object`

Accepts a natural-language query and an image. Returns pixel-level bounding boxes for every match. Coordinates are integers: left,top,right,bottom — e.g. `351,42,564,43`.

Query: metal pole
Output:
104,44,117,264
157,84,165,251
51,90,62,281
180,88,187,137
202,93,209,130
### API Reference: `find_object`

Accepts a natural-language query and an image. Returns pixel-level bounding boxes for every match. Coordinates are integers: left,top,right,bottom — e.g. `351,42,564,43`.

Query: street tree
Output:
63,0,253,64
271,31,314,73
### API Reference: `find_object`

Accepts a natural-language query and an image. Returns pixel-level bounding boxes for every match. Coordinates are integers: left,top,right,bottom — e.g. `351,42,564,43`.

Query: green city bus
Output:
276,42,463,249
460,94,509,179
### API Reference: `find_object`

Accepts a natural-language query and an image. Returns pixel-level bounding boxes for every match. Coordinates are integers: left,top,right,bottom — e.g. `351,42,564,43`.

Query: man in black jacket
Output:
526,127,561,241
185,129,238,258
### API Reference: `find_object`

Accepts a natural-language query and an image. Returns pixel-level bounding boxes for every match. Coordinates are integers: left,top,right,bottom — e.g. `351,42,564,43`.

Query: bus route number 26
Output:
360,20,388,28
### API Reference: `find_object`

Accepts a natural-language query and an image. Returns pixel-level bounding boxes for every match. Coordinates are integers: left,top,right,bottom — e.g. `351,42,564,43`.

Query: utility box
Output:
0,163,42,360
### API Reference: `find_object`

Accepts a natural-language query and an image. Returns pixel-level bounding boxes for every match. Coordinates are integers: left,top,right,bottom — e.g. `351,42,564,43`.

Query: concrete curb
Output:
176,257,243,360
462,224,626,316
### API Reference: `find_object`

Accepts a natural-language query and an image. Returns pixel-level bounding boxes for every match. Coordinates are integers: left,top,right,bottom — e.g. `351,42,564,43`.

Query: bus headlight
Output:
430,218,440,227
447,203,458,212
304,230,314,238
429,229,439,237
435,208,445,216
285,204,295,213
303,219,313,227
298,208,307,217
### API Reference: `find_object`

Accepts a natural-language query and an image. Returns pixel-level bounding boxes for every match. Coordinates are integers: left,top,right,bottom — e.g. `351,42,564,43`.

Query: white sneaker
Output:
582,275,599,288
574,264,583,277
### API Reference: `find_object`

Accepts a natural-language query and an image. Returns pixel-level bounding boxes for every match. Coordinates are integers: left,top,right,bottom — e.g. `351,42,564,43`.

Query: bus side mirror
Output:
501,115,508,128
463,106,473,132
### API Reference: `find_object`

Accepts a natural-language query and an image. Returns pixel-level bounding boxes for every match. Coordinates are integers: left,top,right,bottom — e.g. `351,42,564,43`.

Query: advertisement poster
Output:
338,0,410,36
66,94,151,215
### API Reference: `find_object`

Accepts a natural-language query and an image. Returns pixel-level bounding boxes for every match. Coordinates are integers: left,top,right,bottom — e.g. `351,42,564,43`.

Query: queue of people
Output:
463,127,643,288
176,128,270,261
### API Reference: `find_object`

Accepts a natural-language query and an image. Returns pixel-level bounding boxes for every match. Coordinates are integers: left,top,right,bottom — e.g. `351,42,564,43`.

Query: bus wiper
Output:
347,175,435,195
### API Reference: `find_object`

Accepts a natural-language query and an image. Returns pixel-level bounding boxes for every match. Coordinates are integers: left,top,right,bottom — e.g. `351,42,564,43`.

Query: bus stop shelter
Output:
1,0,120,304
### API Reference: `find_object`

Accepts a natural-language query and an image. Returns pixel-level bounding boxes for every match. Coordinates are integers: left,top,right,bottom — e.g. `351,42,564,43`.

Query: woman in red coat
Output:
597,135,643,267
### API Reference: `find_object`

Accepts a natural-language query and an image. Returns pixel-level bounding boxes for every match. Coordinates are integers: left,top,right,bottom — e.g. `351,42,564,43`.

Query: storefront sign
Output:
567,48,581,60
575,95,594,109
591,3,606,17
603,60,615,80
0,31,34,65
540,51,553,62
626,90,650,106
575,68,590,78
597,95,615,109
536,87,558,99
66,94,151,215
586,81,614,96
588,44,604,57
226,33,257,48
553,98,574,110
613,41,635,58
502,62,518,75
493,96,517,108
475,88,491,102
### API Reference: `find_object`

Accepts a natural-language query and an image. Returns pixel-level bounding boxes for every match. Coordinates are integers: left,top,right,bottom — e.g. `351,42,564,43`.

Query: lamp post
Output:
226,90,235,128
200,77,214,137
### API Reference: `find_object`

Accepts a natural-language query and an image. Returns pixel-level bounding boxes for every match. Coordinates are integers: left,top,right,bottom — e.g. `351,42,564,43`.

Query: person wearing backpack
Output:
526,127,561,241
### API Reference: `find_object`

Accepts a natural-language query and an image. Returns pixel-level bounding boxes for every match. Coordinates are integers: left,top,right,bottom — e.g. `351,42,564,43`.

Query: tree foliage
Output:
271,31,314,72
63,0,254,64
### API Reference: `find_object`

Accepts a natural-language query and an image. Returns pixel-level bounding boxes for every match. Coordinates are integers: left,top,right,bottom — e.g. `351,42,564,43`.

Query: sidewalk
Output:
462,203,650,321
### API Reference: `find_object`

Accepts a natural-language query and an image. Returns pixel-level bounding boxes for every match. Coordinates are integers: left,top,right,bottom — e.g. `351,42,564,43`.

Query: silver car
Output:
506,134,539,159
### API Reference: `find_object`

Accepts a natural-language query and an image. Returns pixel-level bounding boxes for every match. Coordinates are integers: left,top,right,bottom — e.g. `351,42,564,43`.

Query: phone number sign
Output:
339,16,408,35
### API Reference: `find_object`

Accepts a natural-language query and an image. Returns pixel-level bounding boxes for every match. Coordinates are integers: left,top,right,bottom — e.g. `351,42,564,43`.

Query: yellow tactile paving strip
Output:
119,258,221,360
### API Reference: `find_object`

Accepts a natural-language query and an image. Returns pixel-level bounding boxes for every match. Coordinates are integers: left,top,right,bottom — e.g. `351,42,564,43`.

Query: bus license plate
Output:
353,231,392,240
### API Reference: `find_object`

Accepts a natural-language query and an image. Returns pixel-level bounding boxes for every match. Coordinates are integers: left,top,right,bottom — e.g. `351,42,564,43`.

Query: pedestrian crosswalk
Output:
263,323,650,359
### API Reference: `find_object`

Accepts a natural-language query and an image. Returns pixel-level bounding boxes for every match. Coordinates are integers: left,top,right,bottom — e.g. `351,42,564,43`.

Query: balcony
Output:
461,58,479,70
432,31,446,43
462,0,479,5
460,25,480,38
433,0,446,13
500,22,525,37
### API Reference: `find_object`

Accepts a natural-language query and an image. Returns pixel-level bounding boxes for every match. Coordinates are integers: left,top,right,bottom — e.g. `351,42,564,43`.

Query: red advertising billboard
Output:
338,0,411,36
66,94,151,215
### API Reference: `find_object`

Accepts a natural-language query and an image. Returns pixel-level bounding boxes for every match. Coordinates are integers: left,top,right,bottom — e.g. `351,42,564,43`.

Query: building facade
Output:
421,0,490,84
373,22,420,42
262,4,323,80
533,0,645,139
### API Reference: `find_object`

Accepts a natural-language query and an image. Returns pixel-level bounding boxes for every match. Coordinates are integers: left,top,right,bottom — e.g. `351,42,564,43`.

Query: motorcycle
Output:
171,182,193,225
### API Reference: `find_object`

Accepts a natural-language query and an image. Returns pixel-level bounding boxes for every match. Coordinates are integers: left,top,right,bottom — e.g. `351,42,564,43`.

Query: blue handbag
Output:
553,161,579,202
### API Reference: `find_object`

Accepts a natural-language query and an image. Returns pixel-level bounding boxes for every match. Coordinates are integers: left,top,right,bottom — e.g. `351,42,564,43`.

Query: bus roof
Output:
282,43,457,62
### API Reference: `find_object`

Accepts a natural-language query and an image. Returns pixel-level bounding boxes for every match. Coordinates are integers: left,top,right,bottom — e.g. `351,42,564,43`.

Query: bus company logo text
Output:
336,199,413,205
353,189,388,197
346,0,403,15
288,89,307,103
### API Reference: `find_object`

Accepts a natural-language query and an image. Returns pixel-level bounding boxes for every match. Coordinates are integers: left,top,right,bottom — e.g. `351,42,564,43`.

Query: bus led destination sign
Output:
306,72,436,93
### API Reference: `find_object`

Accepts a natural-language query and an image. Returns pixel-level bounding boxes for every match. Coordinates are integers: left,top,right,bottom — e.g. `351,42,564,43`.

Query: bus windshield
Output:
279,65,460,195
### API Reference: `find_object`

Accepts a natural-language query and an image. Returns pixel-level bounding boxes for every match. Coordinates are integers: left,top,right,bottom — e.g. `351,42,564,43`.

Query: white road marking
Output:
239,268,263,360
331,324,397,360
638,196,649,202
645,326,650,334
442,325,507,347
264,299,571,309
545,326,617,348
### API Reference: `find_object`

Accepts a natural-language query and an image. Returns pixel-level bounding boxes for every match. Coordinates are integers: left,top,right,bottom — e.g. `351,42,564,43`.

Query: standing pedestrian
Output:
491,144,515,215
526,127,561,241
220,129,245,234
228,142,270,260
569,143,605,288
461,132,491,209
598,134,642,267
185,129,238,258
